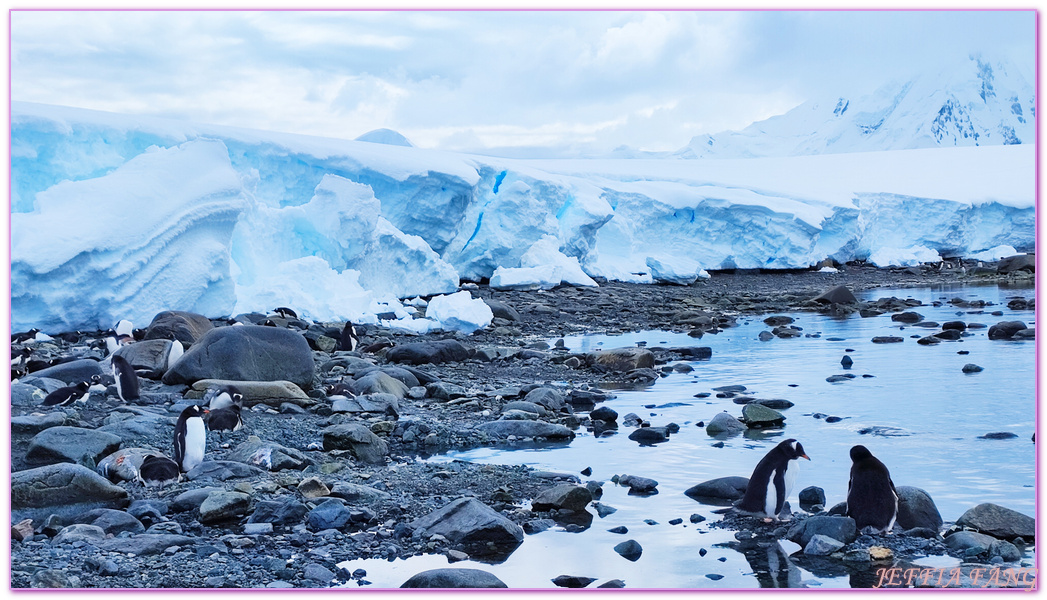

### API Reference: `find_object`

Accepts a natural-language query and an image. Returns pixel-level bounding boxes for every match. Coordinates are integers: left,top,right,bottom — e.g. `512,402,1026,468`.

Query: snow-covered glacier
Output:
10,102,1035,332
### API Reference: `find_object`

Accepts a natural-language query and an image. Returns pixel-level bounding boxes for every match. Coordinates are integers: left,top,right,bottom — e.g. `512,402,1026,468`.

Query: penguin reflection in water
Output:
735,439,810,522
846,445,899,534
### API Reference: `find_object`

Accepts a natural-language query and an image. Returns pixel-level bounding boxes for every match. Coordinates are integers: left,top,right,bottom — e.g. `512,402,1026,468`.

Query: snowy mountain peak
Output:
679,55,1034,159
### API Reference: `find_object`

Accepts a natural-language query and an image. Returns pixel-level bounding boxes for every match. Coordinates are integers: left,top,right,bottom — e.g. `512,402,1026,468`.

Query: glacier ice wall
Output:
10,102,1037,332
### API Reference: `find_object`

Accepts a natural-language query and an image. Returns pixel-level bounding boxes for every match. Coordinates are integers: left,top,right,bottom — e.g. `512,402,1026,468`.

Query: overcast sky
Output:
10,9,1036,157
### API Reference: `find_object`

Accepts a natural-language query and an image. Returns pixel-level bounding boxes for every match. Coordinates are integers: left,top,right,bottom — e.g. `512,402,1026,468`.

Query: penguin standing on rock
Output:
111,354,140,402
137,455,182,488
846,445,899,533
42,381,92,407
338,322,360,351
735,439,810,522
174,405,208,473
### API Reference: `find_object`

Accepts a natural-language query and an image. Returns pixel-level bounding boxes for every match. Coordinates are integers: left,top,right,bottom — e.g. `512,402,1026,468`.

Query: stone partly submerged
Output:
401,568,508,588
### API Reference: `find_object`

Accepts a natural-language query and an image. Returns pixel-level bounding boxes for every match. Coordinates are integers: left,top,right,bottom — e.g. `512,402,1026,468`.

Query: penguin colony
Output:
734,440,899,533
16,312,902,534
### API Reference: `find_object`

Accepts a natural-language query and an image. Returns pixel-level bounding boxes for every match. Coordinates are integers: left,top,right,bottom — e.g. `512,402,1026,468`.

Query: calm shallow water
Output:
340,283,1036,589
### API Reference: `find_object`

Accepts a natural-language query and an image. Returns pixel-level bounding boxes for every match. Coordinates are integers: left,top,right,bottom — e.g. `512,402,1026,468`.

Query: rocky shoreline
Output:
9,261,1037,589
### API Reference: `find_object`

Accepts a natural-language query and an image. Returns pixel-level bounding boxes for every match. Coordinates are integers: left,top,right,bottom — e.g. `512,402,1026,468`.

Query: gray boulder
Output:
804,534,846,556
113,340,179,378
322,424,389,464
97,414,171,445
25,426,122,467
788,516,858,547
198,491,252,524
618,474,659,494
170,487,223,513
93,533,195,556
706,412,747,435
386,340,473,365
143,310,214,346
524,387,567,411
614,539,643,561
307,498,351,530
409,497,524,551
586,348,655,373
531,484,593,512
813,286,858,304
12,463,129,525
162,325,314,388
944,530,997,553
12,412,69,434
895,486,943,531
186,460,267,481
329,482,392,504
74,508,145,535
401,568,507,588
988,321,1028,340
996,254,1035,274
52,523,107,545
331,393,400,416
247,498,308,526
955,503,1035,540
684,476,748,501
29,359,105,385
351,371,409,398
483,299,522,322
226,440,312,471
741,403,785,428
478,420,575,440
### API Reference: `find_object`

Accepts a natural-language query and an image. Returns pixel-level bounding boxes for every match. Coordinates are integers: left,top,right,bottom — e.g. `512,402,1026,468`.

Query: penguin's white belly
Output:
784,462,798,502
166,341,184,370
182,419,207,471
764,469,778,516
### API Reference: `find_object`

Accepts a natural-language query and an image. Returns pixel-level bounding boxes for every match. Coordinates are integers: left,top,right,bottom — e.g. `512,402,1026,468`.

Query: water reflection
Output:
726,537,805,588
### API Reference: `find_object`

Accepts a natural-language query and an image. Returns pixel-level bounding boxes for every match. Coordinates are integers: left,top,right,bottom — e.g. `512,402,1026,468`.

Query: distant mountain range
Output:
674,54,1034,159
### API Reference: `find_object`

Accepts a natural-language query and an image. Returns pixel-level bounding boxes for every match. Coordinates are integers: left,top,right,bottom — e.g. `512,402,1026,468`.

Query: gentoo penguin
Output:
166,339,184,370
846,445,899,533
173,405,208,473
110,354,140,401
42,381,92,407
735,439,810,521
339,322,360,352
11,346,33,379
11,329,40,343
207,385,244,411
273,307,298,319
137,455,182,488
104,329,134,355
207,404,243,438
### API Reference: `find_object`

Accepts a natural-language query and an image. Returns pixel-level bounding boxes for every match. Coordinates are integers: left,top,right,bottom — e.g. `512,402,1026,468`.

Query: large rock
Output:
329,482,392,504
684,476,748,501
185,460,266,481
386,340,473,365
191,379,313,407
307,498,351,531
705,412,747,435
143,310,214,346
322,424,389,464
112,339,180,379
988,321,1028,340
586,348,655,373
25,427,122,467
804,534,846,556
996,254,1035,274
401,568,507,588
92,533,195,556
11,412,69,434
198,491,252,524
247,498,308,526
955,503,1035,540
483,299,522,322
73,508,145,535
28,359,105,385
477,420,575,440
97,414,171,445
531,484,593,512
895,486,943,531
331,393,400,416
162,325,314,388
787,516,858,547
350,371,409,398
12,463,129,525
409,497,524,552
944,530,998,552
741,403,785,428
813,286,858,304
523,387,566,412
226,440,312,471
